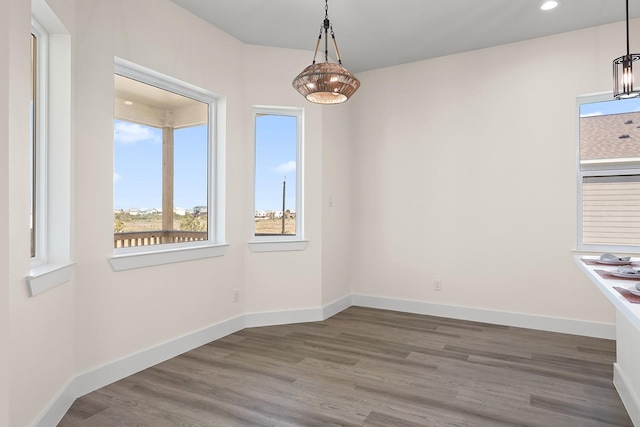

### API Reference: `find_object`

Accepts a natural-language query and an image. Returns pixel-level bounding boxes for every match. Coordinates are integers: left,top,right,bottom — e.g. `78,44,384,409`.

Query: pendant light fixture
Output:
292,0,360,104
614,0,640,99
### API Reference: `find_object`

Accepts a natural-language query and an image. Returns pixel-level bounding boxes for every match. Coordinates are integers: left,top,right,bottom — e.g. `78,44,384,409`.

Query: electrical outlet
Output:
233,288,239,302
434,280,442,291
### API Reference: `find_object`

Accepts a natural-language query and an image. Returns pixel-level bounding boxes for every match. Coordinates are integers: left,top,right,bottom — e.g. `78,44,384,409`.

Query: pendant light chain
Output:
626,0,631,57
324,0,330,63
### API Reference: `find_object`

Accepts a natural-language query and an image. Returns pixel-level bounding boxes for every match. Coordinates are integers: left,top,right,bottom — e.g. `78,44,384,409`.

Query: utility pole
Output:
282,177,286,234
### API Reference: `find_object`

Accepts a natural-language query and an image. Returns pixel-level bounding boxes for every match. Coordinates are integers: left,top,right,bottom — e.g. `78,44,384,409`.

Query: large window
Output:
578,95,640,251
113,60,223,259
253,107,303,241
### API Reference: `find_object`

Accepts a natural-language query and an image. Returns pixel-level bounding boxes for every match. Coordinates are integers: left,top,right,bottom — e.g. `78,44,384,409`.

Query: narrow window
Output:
30,33,37,258
30,19,47,265
27,0,74,296
253,107,303,240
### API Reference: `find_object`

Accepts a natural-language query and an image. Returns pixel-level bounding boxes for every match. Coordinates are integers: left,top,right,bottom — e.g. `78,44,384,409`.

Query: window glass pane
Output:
113,75,209,248
582,175,640,246
580,98,640,165
113,119,162,231
254,114,297,236
30,33,37,258
174,125,208,232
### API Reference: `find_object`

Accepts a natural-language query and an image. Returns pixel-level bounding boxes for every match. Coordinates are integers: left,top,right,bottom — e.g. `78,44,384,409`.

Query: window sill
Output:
109,243,229,271
573,247,640,256
248,240,308,253
26,262,75,297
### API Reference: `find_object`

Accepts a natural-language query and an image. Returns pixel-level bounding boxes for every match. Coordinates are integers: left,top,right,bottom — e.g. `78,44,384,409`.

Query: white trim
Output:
113,58,226,257
31,0,67,33
323,295,352,319
115,58,218,105
26,262,74,297
351,294,615,339
245,307,323,328
614,363,640,427
251,106,304,243
30,17,49,267
576,92,640,253
109,244,229,271
581,157,640,166
248,240,308,252
28,1,73,294
32,377,76,427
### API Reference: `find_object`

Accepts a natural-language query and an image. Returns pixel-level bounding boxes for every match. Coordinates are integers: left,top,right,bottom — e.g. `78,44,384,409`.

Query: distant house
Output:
128,208,141,216
174,207,186,216
193,206,207,215
255,211,268,219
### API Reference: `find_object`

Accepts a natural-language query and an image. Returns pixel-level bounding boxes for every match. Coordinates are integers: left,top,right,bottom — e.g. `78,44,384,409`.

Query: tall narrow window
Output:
253,107,303,240
27,1,74,296
30,19,47,265
30,33,37,258
113,62,219,253
578,95,640,251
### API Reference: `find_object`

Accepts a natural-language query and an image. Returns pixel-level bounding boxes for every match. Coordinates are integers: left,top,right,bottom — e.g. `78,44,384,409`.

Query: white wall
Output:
0,0,10,423
349,23,627,325
72,0,248,373
7,0,77,426
242,45,325,316
321,105,353,305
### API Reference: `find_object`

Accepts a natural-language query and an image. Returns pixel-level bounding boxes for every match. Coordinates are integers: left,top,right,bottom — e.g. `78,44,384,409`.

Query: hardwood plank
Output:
58,307,632,426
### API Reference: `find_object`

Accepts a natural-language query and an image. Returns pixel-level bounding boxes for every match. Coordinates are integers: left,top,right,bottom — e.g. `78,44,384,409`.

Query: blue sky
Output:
580,97,640,117
114,115,297,212
254,114,297,212
114,120,207,210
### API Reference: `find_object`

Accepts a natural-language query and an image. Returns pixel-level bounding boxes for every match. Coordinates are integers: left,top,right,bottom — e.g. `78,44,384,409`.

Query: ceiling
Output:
170,0,640,73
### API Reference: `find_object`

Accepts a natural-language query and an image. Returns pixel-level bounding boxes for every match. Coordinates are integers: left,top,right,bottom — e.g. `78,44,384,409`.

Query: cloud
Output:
114,121,160,144
580,111,603,117
114,172,123,182
275,160,296,174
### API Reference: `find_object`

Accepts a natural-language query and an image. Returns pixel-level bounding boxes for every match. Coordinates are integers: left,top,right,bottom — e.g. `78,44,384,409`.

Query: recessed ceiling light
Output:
541,1,559,11
124,100,133,106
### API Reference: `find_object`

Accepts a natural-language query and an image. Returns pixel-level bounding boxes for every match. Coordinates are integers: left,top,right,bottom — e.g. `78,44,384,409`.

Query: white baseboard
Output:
351,294,616,339
32,378,76,427
33,293,615,426
614,363,640,426
33,315,246,427
243,295,353,328
244,307,323,328
323,295,352,319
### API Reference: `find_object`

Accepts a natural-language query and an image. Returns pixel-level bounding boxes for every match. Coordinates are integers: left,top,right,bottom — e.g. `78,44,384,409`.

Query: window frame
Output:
577,92,640,253
30,18,48,267
109,58,227,270
26,1,74,297
249,106,306,252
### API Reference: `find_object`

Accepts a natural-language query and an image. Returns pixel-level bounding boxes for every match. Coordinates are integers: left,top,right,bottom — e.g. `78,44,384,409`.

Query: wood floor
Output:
59,307,632,426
